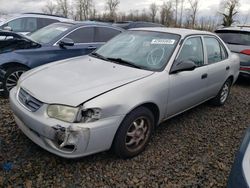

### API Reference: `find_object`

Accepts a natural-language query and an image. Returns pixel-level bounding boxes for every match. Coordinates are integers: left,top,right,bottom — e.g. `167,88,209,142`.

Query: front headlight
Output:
47,105,79,123
81,108,102,123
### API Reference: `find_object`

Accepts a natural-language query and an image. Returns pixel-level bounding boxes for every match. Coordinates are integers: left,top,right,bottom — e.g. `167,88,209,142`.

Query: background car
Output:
113,21,164,29
228,127,250,188
9,28,239,159
0,13,72,35
0,21,124,96
215,26,250,78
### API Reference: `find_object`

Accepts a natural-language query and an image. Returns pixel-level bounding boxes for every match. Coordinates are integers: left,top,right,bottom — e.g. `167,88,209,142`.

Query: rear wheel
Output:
211,78,232,106
2,66,28,97
112,107,154,158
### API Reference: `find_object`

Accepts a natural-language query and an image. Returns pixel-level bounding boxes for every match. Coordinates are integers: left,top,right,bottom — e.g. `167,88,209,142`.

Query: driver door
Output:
166,36,210,117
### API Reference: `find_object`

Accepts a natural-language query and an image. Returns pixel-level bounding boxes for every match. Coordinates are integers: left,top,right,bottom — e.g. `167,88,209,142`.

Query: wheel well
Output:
227,75,234,84
111,102,160,150
1,62,29,70
140,103,160,126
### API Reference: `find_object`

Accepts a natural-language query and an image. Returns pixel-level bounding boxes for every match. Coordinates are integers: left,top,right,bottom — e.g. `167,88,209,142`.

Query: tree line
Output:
42,0,244,31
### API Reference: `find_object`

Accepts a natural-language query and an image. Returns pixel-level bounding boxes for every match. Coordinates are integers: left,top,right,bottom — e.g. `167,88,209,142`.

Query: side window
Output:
7,17,37,32
25,18,37,32
204,37,228,64
220,45,227,60
66,27,94,43
176,37,204,67
95,27,121,42
37,18,58,29
6,18,25,32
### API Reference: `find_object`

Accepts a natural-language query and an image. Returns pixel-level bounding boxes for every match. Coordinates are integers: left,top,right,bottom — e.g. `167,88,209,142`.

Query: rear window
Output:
216,30,250,46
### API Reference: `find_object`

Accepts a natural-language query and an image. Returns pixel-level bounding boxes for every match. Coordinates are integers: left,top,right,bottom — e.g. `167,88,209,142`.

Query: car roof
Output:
57,21,124,31
23,13,68,19
131,27,214,37
113,21,164,29
0,13,72,22
215,26,250,32
22,13,72,21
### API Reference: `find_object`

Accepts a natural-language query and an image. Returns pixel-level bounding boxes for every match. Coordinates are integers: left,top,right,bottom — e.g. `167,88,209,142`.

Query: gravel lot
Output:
0,77,249,187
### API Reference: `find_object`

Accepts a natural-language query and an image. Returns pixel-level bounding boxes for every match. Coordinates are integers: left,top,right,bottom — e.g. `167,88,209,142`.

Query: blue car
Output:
228,127,250,188
0,21,123,96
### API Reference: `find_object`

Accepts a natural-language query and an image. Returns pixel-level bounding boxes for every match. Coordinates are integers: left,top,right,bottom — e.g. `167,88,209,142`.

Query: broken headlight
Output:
47,105,79,123
81,108,101,123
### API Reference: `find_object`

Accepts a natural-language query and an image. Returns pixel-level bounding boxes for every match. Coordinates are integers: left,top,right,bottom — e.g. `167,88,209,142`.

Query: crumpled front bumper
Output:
9,87,125,158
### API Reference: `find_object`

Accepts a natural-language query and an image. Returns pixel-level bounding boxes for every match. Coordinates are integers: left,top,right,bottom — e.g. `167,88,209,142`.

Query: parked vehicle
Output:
215,26,250,77
9,28,239,159
113,21,164,29
228,127,250,188
0,21,123,96
0,13,72,35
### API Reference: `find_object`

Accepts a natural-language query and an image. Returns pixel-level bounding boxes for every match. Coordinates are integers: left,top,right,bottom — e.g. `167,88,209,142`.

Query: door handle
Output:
226,66,230,71
87,46,97,50
201,73,208,79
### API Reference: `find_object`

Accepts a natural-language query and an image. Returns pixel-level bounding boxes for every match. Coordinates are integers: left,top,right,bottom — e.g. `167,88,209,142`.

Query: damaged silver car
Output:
10,28,240,158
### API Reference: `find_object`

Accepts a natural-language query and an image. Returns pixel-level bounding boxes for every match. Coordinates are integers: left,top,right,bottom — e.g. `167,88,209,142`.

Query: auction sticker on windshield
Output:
55,27,68,32
151,39,176,45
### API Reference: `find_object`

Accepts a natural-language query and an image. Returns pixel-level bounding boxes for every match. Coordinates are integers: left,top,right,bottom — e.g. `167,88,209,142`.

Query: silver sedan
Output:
9,28,240,158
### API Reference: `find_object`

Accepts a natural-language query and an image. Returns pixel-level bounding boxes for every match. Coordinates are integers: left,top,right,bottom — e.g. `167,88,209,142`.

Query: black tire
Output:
112,107,155,159
2,66,28,98
210,78,232,106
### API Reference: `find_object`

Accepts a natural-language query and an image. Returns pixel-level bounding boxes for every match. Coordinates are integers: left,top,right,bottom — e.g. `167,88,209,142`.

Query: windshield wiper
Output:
106,57,142,69
90,52,109,61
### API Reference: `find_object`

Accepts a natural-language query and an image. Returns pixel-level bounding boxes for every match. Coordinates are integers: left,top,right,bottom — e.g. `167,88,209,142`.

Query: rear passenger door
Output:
203,36,230,97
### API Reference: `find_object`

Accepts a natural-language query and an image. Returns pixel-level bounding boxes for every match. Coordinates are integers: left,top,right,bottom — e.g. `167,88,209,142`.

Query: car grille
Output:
18,88,43,112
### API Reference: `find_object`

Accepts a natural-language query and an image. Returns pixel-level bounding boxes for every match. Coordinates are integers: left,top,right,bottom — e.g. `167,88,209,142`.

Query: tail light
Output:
240,49,250,55
240,67,250,71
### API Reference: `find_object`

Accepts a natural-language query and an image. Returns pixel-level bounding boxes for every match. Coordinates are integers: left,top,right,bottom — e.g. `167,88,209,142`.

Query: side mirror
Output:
3,26,12,31
59,38,74,48
170,60,197,74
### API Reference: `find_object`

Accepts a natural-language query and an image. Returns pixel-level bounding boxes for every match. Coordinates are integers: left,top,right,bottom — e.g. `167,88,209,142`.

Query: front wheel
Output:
210,79,232,106
2,66,28,97
112,107,155,158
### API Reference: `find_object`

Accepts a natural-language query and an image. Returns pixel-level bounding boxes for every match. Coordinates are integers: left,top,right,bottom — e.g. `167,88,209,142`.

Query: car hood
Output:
20,56,154,106
0,31,40,54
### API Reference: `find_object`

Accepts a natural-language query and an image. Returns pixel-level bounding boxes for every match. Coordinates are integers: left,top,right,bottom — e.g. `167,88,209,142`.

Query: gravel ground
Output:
0,77,249,187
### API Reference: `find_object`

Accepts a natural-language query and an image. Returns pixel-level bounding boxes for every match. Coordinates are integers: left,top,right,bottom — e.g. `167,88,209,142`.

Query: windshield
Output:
28,23,71,44
96,31,180,71
94,31,180,71
216,30,250,46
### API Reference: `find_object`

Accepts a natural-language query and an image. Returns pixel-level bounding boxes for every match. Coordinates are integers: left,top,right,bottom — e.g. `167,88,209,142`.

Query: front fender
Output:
82,72,170,125
0,52,29,68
